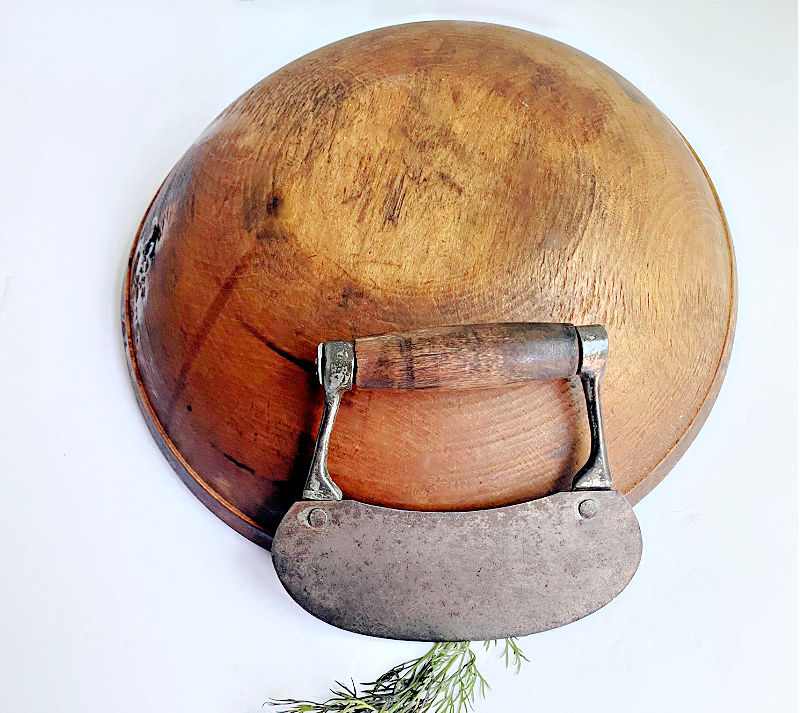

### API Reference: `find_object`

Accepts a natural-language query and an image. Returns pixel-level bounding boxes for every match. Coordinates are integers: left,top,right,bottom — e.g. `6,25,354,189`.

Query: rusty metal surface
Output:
272,489,641,641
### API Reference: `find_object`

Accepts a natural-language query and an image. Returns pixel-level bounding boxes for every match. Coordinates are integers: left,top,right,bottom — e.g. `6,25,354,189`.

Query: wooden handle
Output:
354,323,580,390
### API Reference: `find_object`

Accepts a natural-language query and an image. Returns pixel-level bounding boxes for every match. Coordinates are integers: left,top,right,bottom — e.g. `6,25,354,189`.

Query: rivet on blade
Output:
306,507,329,529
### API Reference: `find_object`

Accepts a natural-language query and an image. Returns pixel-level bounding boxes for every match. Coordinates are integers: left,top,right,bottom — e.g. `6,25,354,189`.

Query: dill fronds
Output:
269,638,526,713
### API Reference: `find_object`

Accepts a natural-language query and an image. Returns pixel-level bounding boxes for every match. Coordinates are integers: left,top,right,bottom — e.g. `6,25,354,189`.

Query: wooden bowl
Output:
124,21,736,548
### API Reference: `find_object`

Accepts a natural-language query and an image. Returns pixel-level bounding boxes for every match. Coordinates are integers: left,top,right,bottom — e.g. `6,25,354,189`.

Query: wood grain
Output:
123,21,736,548
354,323,580,390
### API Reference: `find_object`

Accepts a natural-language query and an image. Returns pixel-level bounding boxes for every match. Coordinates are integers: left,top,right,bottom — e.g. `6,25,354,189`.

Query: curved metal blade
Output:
272,490,641,641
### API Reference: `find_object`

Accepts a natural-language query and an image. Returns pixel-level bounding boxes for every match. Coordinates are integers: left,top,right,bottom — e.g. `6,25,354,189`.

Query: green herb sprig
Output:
269,638,527,713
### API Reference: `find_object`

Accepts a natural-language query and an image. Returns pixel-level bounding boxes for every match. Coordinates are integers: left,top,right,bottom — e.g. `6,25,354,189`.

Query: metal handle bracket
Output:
302,341,353,501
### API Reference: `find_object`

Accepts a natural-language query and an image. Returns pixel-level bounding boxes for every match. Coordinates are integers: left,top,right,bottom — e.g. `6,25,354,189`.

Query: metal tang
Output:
272,323,642,641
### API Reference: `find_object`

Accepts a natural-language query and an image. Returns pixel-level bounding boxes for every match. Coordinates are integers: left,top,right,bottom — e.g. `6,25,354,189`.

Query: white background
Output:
0,1,796,711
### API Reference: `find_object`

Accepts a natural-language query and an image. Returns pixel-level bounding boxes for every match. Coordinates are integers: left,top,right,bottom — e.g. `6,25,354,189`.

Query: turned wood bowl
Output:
124,21,736,548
